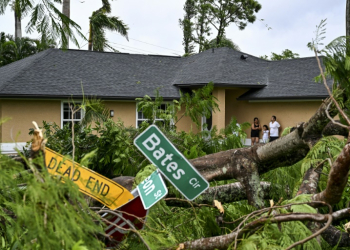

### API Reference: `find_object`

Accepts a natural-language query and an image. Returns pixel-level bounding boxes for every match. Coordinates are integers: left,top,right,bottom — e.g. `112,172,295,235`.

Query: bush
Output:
0,154,104,249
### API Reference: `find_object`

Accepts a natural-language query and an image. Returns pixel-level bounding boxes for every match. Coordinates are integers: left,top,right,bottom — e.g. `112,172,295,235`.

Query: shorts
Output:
270,136,279,142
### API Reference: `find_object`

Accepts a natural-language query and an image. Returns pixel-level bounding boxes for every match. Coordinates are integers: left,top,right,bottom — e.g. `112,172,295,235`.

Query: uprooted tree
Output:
173,34,350,248
109,33,350,249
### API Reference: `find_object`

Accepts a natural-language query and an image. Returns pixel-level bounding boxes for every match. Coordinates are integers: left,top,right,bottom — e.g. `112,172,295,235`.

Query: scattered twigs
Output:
312,142,350,205
96,210,151,250
285,214,332,250
325,101,349,129
313,158,332,176
314,49,350,126
233,201,332,250
163,197,214,208
179,201,332,250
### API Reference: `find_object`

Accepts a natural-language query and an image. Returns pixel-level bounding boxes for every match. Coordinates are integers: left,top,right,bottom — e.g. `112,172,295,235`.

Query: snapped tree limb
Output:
179,212,331,250
312,141,350,205
190,98,337,207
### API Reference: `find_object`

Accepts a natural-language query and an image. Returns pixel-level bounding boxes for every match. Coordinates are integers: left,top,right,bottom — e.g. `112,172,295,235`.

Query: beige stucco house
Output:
0,47,328,153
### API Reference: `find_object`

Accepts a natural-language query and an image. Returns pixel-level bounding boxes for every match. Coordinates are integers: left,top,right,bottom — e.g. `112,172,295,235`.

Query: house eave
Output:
174,83,266,88
237,95,329,101
0,94,180,101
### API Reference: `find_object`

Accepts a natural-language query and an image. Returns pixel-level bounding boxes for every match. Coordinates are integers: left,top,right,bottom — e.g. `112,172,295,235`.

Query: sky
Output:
0,0,346,58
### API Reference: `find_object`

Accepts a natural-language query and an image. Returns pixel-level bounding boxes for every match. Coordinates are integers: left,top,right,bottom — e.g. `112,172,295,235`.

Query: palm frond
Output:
80,98,110,126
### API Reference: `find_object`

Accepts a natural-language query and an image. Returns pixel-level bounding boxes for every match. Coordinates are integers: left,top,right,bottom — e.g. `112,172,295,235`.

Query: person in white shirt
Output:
269,115,280,142
262,125,269,143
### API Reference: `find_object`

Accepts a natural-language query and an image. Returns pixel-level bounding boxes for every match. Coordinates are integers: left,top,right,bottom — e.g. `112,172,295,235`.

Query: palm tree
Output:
347,0,350,38
62,0,70,48
0,0,32,38
0,32,37,66
0,0,85,48
88,0,128,51
34,33,57,51
0,32,56,66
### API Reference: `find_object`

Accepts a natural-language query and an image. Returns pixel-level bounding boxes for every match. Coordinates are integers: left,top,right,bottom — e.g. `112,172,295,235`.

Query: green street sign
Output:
134,125,209,200
137,170,168,210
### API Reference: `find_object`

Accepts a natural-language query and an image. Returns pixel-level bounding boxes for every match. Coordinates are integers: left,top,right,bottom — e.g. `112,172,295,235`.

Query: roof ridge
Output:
268,55,323,62
62,48,182,58
0,49,54,92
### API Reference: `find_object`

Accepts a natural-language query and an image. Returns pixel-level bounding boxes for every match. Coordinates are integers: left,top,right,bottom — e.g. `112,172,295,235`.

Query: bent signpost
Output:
137,170,168,209
134,125,209,200
104,194,148,247
45,148,134,210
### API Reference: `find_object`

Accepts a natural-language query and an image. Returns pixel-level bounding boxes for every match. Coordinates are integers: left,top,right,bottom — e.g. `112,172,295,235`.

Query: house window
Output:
136,104,168,128
201,114,213,131
61,102,83,128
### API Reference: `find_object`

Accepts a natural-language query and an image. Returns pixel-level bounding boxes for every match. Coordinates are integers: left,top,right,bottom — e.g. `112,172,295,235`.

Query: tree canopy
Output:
179,0,261,53
260,49,300,60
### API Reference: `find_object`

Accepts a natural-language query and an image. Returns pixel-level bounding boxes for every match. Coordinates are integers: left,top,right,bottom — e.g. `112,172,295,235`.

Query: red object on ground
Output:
104,195,148,247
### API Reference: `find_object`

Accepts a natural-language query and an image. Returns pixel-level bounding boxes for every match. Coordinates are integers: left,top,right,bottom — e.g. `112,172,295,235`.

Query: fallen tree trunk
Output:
297,168,321,196
190,98,337,207
111,176,273,205
312,142,350,205
321,225,350,247
323,120,349,137
180,213,331,250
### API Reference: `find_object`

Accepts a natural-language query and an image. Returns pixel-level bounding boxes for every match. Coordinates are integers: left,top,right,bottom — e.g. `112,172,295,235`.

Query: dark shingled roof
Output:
237,56,329,100
0,47,329,100
173,48,269,87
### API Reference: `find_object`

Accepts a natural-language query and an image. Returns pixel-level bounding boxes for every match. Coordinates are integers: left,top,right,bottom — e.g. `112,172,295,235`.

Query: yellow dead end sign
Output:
45,148,134,210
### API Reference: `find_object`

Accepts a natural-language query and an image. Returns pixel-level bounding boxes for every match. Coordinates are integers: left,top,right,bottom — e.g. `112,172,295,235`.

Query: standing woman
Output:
251,117,261,146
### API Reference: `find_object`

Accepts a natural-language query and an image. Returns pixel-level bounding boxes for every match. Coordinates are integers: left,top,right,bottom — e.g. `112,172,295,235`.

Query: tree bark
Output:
322,225,350,247
297,168,321,196
111,176,273,206
312,141,350,205
347,0,350,38
111,176,134,191
88,21,93,51
332,208,350,221
62,0,70,48
180,213,330,250
190,98,336,207
323,120,349,137
167,181,272,206
14,11,22,39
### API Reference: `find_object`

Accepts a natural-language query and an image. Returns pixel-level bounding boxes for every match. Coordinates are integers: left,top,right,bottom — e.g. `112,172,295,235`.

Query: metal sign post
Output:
134,125,209,201
137,170,168,209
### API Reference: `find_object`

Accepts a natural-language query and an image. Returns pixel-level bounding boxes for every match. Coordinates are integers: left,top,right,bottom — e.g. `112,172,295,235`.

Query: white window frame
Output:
201,108,213,131
136,102,172,128
61,101,84,128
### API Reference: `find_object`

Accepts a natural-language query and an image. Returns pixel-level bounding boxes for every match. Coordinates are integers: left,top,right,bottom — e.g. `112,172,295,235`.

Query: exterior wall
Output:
212,88,226,132
0,91,322,144
225,88,322,138
104,101,199,133
0,99,198,144
103,101,137,127
0,100,61,142
175,105,200,134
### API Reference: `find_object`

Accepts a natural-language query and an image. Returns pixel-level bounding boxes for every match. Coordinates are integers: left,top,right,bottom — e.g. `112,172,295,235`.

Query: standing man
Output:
269,115,280,142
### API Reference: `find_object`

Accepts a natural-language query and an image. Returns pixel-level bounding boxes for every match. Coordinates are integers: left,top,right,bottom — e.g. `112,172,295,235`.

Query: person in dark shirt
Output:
251,117,261,146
